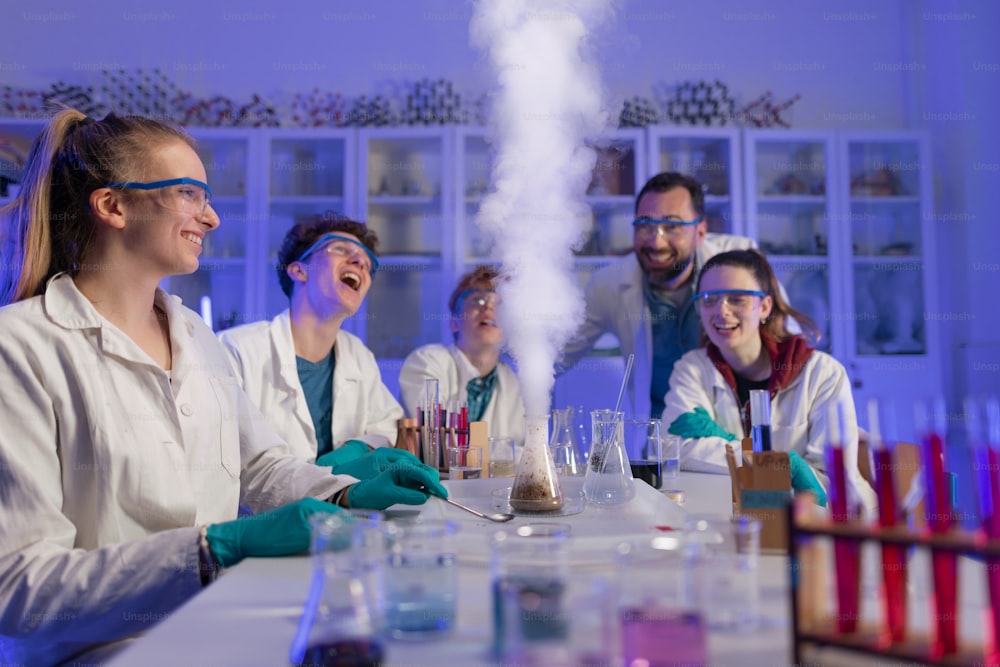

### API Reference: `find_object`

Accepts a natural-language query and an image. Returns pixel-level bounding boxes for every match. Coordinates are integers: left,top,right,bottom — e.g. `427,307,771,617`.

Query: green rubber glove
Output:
348,464,448,511
332,447,438,481
667,407,738,441
315,439,371,468
788,451,828,507
206,497,343,568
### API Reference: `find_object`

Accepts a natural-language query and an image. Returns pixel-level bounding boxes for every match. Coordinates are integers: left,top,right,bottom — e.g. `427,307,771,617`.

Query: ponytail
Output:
0,108,193,305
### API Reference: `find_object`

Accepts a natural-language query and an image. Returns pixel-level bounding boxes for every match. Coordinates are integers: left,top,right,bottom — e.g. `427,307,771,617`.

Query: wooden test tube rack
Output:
787,496,1000,666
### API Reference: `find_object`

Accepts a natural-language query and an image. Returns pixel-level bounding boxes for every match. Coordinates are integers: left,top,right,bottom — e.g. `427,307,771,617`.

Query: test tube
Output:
969,396,1000,662
423,380,441,470
824,402,860,634
749,390,772,453
915,397,957,657
868,399,907,643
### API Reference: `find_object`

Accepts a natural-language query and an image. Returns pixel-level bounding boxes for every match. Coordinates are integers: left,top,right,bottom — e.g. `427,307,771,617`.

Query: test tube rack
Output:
787,496,1000,667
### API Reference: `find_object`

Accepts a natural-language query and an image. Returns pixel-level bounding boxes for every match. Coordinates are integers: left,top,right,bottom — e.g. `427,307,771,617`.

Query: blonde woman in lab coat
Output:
219,216,405,469
399,265,526,446
0,109,445,667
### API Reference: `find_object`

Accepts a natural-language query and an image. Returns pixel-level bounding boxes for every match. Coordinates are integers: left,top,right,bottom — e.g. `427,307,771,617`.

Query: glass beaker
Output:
583,409,635,505
510,415,565,512
491,523,571,660
383,519,458,639
550,407,584,477
288,513,384,667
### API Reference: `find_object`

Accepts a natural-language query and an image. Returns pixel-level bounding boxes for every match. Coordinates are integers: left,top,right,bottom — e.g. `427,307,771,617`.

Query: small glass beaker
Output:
488,436,517,478
550,407,585,477
491,523,572,660
288,512,384,666
383,519,458,639
583,409,635,505
624,419,663,489
616,535,707,665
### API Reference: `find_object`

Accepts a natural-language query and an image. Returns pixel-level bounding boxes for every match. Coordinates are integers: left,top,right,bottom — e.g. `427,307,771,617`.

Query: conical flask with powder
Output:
509,415,564,511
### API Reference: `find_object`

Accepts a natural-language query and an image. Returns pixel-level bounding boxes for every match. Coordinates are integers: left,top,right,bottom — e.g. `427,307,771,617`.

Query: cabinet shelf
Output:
270,195,345,206
757,195,827,205
851,254,921,263
368,195,439,206
850,195,921,204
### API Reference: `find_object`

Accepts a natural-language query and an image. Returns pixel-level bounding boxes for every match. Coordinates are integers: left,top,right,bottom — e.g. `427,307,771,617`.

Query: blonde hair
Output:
0,108,194,305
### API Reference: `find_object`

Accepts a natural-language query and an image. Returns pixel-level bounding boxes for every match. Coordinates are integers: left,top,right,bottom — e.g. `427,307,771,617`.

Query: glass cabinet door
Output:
744,131,838,353
844,137,927,356
647,126,742,236
358,127,453,358
170,128,255,331
264,130,354,321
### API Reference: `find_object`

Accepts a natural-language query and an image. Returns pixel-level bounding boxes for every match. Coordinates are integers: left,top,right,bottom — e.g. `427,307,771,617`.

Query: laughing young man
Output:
219,216,404,468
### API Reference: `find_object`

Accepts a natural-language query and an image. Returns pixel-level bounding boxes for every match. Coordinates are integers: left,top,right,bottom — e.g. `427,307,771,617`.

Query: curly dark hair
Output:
275,212,379,298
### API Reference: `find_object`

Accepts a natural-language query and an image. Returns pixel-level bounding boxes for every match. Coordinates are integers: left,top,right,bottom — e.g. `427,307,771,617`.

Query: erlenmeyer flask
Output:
549,407,584,477
510,415,565,511
289,513,385,667
583,409,635,505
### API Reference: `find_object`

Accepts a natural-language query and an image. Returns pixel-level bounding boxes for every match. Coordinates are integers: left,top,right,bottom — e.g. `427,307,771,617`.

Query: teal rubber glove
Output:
667,407,738,441
206,497,343,568
315,439,371,468
332,447,438,481
788,451,828,507
348,464,448,511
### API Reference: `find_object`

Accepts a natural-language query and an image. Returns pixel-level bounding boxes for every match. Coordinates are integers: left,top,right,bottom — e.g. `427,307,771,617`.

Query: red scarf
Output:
706,331,815,434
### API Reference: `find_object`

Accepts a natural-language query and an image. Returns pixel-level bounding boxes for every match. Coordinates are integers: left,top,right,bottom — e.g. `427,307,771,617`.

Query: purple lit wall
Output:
1,0,997,422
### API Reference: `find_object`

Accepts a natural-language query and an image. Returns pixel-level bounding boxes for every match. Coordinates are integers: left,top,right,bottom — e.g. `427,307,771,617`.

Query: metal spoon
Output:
432,493,515,523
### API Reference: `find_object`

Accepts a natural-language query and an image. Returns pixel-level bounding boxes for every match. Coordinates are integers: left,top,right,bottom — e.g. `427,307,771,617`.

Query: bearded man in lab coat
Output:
557,172,760,419
220,215,403,467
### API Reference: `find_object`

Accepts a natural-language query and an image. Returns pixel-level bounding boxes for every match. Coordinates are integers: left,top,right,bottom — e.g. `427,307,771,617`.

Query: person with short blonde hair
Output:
398,265,526,445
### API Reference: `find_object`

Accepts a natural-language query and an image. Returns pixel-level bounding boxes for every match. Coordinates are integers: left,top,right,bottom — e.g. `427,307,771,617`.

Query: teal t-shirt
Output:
297,349,336,457
645,281,699,419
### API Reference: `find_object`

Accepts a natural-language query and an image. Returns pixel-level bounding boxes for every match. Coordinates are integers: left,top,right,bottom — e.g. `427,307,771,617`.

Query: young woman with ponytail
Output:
0,109,443,666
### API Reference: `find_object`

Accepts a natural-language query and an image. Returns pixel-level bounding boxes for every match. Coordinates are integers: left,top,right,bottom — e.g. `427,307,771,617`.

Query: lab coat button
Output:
180,404,194,416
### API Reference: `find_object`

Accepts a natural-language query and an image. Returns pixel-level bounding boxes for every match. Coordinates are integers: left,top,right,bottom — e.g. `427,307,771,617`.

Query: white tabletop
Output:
107,473,992,667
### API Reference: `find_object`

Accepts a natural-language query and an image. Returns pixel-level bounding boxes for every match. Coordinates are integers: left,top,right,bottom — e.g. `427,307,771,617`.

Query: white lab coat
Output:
398,344,526,447
0,275,352,667
557,233,758,418
218,310,403,460
662,347,877,510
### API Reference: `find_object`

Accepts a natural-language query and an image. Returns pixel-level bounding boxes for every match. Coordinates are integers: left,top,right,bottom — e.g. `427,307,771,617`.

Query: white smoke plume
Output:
471,0,615,418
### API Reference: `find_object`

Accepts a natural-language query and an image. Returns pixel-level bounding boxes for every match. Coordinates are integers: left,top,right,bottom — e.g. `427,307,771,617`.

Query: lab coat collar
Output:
271,309,366,390
44,273,195,370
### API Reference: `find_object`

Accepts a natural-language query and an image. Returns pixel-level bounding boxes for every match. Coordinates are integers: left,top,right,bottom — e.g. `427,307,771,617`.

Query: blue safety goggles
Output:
296,233,380,277
692,289,767,309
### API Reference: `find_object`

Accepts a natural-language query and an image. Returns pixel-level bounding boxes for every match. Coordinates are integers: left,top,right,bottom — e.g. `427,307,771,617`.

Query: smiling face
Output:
634,187,706,288
451,290,504,352
118,140,220,277
696,265,773,353
292,233,373,318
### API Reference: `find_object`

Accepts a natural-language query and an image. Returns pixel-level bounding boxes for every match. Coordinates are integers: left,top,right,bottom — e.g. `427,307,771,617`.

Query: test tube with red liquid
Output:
868,399,907,644
916,397,957,657
825,402,861,634
969,395,1000,664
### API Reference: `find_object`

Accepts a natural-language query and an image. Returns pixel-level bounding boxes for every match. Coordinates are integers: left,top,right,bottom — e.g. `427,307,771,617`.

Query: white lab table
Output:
107,473,992,667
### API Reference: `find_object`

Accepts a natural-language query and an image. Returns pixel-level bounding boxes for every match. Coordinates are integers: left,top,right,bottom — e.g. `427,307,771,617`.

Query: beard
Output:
637,248,696,288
